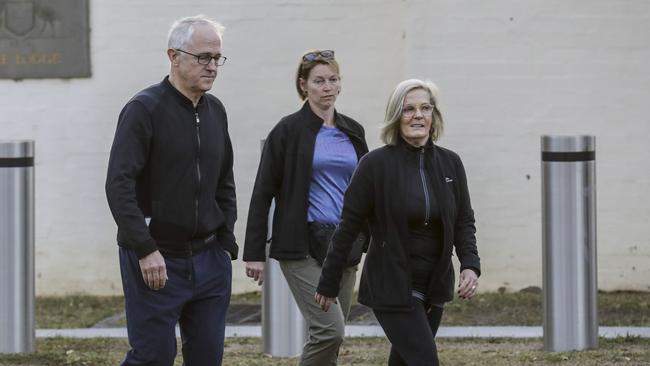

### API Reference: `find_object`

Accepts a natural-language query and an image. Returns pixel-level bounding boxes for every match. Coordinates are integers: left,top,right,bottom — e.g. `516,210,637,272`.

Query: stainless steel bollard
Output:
0,140,35,354
260,140,307,357
541,135,598,352
262,256,308,357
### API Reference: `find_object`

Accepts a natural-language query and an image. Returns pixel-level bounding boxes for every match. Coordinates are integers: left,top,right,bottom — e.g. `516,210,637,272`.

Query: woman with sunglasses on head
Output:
243,49,369,365
315,79,481,365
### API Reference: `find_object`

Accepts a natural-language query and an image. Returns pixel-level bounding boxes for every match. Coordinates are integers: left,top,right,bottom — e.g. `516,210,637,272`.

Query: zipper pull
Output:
195,112,200,126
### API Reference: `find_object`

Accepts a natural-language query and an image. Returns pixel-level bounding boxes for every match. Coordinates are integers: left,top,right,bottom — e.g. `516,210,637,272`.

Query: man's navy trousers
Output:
119,245,232,366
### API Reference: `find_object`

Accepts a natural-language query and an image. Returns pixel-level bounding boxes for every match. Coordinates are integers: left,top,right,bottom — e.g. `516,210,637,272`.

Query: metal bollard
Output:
262,256,308,357
541,135,598,352
0,140,35,353
260,140,307,357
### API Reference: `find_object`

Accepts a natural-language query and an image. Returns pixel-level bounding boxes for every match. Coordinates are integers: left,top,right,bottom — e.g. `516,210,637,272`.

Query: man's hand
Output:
245,261,265,285
139,250,168,290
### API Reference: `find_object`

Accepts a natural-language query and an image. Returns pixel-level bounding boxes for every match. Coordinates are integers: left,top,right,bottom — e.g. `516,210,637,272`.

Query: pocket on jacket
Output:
362,242,410,306
152,200,167,221
150,200,193,240
428,263,455,302
152,199,189,224
202,201,225,231
345,233,365,266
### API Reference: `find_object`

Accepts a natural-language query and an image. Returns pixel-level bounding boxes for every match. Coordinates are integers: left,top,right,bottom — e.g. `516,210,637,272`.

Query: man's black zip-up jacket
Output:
317,138,480,310
243,102,369,261
106,76,237,259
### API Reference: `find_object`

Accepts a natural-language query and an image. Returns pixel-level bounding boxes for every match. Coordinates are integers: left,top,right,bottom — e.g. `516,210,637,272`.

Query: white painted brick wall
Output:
0,0,647,295
405,0,650,292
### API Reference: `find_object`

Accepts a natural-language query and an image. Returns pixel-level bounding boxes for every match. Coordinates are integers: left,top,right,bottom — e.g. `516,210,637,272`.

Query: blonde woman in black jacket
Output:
316,79,480,366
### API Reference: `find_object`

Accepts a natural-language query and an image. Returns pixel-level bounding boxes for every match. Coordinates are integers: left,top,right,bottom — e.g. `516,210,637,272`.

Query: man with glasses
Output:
106,14,236,366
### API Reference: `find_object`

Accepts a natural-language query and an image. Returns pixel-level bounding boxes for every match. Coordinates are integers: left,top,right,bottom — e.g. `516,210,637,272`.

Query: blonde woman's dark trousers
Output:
373,299,444,366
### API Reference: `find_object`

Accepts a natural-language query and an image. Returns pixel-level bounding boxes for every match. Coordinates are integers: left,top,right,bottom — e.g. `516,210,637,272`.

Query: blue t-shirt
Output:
307,126,358,224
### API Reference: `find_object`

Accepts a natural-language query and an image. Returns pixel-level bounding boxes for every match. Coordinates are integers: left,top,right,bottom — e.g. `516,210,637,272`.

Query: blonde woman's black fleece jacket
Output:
317,138,480,310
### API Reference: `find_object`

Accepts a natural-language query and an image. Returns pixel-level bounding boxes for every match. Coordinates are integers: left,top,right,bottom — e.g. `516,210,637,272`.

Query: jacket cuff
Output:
460,265,481,278
218,231,239,260
242,253,266,262
242,244,267,262
316,282,339,298
221,242,239,261
133,238,158,259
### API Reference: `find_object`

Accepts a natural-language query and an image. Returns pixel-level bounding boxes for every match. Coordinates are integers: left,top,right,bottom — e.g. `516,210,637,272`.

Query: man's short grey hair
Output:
380,79,444,145
167,15,225,50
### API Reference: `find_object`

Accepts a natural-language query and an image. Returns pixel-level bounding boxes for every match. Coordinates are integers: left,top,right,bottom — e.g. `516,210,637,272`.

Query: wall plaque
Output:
0,0,90,79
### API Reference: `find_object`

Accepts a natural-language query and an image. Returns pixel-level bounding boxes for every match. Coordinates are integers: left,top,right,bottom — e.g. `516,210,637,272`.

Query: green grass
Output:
34,292,263,328
16,291,649,365
599,291,650,326
443,291,650,326
35,296,124,329
443,292,543,326
35,291,650,328
1,338,649,366
0,338,131,366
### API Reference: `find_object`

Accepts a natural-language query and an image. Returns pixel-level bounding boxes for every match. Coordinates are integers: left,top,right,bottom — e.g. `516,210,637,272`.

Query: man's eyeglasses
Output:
402,104,435,118
176,49,227,66
302,50,335,62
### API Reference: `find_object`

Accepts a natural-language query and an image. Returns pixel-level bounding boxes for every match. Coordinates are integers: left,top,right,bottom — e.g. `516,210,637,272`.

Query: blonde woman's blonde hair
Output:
380,79,444,145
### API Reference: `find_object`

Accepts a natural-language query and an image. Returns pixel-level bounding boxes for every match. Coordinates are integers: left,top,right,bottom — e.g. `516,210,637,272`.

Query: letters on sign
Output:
0,0,90,78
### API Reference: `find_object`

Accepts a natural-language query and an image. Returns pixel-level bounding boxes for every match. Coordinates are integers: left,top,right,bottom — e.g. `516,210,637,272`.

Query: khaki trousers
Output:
280,257,357,366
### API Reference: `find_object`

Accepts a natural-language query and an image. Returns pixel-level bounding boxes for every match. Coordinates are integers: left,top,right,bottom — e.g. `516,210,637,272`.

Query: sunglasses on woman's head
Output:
302,50,335,62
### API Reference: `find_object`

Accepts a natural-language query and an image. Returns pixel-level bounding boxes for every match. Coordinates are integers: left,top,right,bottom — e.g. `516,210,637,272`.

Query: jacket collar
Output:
298,101,363,141
163,75,205,110
397,134,435,153
335,113,363,142
299,101,327,133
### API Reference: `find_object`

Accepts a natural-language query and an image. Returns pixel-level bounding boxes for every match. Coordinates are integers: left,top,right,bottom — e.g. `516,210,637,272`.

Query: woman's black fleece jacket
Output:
317,138,481,310
243,102,369,262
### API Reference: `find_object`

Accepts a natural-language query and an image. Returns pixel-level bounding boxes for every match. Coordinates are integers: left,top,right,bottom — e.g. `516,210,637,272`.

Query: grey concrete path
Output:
37,326,650,339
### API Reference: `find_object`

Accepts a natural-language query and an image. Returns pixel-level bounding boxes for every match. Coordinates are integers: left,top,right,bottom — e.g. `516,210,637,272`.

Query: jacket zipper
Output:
193,111,201,238
187,111,201,281
419,147,430,226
